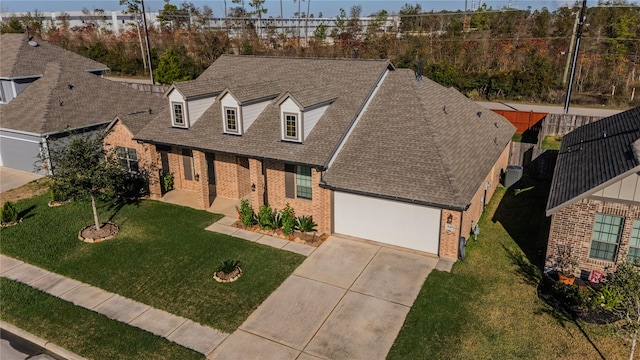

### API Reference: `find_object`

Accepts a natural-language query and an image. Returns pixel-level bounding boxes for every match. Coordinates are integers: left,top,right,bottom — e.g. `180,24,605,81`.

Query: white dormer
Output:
277,92,334,143
166,83,217,129
219,89,273,135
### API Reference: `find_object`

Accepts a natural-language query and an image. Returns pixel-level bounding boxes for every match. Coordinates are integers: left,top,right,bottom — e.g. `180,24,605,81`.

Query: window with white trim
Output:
589,213,624,262
116,147,139,172
628,220,640,264
172,102,185,127
285,113,298,140
224,107,240,134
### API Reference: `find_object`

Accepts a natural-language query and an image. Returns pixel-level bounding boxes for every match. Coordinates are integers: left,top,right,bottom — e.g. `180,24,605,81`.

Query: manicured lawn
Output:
389,178,628,359
541,135,562,150
0,194,304,333
511,133,523,142
0,278,203,359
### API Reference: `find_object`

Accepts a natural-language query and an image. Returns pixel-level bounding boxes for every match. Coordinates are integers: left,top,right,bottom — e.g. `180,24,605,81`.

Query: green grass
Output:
0,278,203,359
511,133,523,142
389,178,629,360
541,135,562,150
0,195,304,333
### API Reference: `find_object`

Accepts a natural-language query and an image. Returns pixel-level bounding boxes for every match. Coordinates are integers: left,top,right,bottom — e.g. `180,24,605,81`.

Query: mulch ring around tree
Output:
0,218,22,228
231,221,329,247
213,267,243,283
48,199,72,207
78,222,119,243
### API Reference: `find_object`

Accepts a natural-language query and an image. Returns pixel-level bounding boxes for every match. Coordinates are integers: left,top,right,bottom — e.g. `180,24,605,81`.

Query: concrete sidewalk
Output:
0,254,229,357
211,236,443,359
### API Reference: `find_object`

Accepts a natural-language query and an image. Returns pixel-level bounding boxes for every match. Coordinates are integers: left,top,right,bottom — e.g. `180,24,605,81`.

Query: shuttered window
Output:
285,164,296,198
182,149,193,181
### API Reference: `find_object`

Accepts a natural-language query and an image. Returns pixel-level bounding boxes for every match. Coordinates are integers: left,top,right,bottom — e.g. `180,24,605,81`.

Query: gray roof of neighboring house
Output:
546,107,640,215
0,33,109,78
323,69,516,209
0,62,167,135
136,55,392,166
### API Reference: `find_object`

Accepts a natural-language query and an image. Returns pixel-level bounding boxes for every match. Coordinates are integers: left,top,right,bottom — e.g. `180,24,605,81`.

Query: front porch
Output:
161,189,245,218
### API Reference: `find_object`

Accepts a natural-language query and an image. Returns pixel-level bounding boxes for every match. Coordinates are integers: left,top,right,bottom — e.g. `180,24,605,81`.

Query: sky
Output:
0,0,577,18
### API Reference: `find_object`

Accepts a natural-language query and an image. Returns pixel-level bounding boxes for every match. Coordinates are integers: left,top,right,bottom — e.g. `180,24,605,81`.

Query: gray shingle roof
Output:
135,55,392,166
546,107,640,215
323,69,516,209
0,34,108,78
0,62,167,135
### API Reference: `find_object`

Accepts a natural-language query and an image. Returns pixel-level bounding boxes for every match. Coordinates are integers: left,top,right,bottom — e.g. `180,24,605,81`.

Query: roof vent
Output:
603,130,607,138
28,40,39,47
148,108,152,114
477,111,482,118
443,105,447,114
67,84,74,90
59,100,64,107
415,59,423,82
493,137,497,145
494,122,498,128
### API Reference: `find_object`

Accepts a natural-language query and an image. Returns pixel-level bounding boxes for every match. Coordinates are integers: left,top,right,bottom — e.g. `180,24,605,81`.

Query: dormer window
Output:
284,113,300,141
224,107,240,134
172,102,187,127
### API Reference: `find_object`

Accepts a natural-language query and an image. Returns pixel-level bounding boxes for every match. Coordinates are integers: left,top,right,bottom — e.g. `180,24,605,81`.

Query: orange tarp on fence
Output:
491,110,547,134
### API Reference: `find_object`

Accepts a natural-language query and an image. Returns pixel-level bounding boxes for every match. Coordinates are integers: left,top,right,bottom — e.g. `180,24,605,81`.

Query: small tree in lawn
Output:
45,132,126,232
605,262,640,360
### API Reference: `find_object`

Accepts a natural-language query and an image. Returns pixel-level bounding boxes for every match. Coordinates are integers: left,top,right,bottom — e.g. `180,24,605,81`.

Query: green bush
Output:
1,201,19,223
297,215,317,233
49,183,68,202
236,199,256,227
216,260,241,274
280,204,297,236
161,172,174,193
258,204,276,230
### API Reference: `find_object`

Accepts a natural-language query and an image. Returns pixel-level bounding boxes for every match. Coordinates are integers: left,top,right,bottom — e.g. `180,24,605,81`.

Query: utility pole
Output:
140,0,154,84
563,0,587,114
562,9,580,85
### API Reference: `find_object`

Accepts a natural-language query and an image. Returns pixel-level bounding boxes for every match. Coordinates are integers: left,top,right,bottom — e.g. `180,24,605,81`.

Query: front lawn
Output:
1,278,203,359
389,179,628,359
0,194,304,333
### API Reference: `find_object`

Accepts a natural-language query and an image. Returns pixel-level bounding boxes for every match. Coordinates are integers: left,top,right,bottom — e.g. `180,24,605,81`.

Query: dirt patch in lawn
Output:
0,178,50,206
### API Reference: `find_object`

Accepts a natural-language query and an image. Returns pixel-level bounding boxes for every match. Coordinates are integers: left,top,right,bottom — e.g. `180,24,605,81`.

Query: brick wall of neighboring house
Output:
104,120,162,198
545,198,640,277
263,160,331,234
440,142,511,260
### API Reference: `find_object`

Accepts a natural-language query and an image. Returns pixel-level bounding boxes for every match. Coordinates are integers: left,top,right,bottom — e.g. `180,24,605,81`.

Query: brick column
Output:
193,150,210,210
249,158,264,212
146,144,162,199
439,209,462,260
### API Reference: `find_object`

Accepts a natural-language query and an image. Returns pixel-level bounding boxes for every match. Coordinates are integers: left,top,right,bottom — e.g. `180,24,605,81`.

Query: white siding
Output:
168,89,184,103
187,97,215,126
242,100,269,131
303,105,328,139
334,191,441,255
592,173,640,202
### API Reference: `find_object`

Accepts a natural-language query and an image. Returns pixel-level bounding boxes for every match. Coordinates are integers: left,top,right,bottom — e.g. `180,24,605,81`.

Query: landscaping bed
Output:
231,221,329,247
0,194,305,333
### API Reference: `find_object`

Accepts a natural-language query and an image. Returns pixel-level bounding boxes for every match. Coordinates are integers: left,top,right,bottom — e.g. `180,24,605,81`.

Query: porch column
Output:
193,150,210,210
146,144,162,199
249,158,264,212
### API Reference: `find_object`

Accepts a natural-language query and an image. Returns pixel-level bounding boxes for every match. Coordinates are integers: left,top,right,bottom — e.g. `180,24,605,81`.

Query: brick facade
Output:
438,142,511,260
545,198,640,277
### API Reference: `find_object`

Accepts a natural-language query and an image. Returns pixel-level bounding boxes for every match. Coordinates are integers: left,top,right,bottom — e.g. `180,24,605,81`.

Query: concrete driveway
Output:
210,236,440,359
0,167,42,193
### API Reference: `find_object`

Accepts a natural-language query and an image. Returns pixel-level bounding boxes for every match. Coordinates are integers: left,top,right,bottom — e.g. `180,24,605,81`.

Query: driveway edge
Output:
1,320,86,360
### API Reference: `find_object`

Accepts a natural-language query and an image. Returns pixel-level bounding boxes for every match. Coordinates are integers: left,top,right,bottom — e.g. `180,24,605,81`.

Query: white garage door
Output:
334,191,441,255
0,135,41,173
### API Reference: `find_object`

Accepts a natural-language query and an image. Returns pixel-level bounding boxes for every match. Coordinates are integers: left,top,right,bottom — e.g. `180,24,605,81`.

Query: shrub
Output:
258,204,276,229
297,215,317,233
216,260,241,274
161,172,174,193
49,183,68,202
596,285,621,311
236,199,256,227
280,203,297,235
115,171,149,201
1,201,18,223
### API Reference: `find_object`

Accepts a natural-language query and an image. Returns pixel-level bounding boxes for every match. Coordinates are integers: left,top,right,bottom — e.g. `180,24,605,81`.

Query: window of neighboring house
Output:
182,149,193,181
628,220,640,264
285,164,312,200
116,147,139,172
589,213,624,262
172,102,185,127
224,107,239,134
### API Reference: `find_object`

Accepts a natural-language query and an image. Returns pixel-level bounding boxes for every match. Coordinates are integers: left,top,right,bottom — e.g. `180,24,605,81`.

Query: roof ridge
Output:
219,54,392,63
410,76,464,206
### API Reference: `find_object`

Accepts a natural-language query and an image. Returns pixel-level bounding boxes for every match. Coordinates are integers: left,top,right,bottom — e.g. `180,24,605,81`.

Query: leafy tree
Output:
44,132,127,232
155,45,201,84
399,3,422,33
605,262,640,360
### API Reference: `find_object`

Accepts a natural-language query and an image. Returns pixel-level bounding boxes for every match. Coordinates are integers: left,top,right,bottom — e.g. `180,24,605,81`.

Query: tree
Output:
44,132,126,232
605,262,640,360
155,45,201,84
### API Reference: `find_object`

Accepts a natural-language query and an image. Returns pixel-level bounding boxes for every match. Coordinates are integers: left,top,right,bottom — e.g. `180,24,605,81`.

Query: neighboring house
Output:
135,55,515,259
0,33,165,173
545,107,640,277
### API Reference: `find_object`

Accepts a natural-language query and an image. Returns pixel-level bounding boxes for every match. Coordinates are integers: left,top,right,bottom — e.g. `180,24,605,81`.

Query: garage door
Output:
333,191,441,255
0,135,41,173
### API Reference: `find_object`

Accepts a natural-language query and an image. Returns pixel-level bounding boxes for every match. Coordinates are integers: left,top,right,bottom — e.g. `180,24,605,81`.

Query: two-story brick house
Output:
545,107,640,277
134,55,515,260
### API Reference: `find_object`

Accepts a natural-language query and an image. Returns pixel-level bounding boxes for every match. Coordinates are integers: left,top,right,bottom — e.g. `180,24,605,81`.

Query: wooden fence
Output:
541,113,603,137
492,109,547,134
116,82,168,97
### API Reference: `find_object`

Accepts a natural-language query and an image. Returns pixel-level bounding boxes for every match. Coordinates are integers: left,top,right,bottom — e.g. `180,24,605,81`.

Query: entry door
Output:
206,153,216,196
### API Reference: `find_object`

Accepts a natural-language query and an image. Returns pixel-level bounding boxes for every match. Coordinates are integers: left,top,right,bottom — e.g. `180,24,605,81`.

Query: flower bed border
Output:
231,221,328,247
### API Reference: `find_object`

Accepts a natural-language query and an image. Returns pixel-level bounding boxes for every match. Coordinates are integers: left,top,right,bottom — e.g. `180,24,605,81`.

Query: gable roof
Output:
0,33,108,78
323,69,516,209
546,107,640,215
135,55,393,166
0,62,167,135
